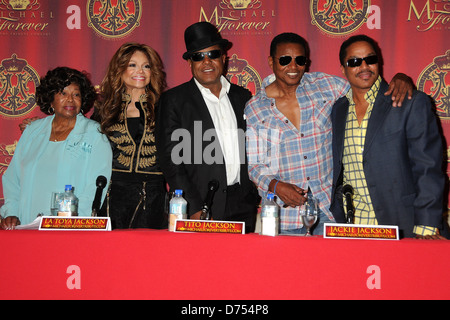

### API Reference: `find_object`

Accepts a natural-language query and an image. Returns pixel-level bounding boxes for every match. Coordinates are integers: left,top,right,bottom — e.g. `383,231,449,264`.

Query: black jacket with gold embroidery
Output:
108,94,162,176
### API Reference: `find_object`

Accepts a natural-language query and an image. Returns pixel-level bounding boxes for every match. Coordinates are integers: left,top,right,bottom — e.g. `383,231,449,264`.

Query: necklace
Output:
50,122,73,142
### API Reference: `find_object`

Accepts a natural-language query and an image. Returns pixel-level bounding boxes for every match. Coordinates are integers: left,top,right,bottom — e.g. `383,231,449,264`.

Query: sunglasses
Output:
345,55,378,67
277,55,308,66
190,49,222,62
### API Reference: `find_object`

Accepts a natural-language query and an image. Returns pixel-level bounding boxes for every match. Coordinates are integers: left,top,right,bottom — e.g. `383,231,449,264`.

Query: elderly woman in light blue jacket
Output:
0,67,112,229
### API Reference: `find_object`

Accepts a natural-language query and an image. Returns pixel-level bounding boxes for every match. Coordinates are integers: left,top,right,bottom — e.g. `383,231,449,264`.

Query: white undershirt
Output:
194,76,241,186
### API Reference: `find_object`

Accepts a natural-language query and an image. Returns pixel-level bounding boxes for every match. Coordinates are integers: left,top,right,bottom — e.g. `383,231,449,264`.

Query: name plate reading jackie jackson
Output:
174,220,245,234
324,223,399,240
39,216,111,231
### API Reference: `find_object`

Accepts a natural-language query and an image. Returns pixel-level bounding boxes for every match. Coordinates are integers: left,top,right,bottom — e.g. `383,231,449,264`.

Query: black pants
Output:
223,183,259,234
100,176,167,229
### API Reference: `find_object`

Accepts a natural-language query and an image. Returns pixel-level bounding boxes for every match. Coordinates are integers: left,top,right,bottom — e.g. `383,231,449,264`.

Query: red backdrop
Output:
1,0,449,205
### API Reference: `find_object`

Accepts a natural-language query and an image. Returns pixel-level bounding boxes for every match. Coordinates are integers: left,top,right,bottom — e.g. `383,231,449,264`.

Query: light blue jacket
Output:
1,114,112,224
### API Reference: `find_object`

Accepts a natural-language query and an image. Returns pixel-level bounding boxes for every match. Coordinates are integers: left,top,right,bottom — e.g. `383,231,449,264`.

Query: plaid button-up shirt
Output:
245,73,349,230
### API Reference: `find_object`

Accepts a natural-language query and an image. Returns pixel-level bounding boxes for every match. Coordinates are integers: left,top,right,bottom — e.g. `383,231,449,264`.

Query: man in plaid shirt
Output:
245,33,412,235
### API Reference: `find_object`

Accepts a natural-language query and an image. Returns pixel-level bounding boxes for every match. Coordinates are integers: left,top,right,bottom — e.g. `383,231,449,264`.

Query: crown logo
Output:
9,0,29,10
1,54,27,73
228,54,248,73
230,0,252,9
220,0,261,10
434,50,450,71
0,0,39,10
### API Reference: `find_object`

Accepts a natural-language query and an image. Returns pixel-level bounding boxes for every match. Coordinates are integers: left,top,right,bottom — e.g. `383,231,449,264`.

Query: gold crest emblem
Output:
0,54,39,118
86,0,142,39
0,140,17,176
310,0,371,36
417,50,450,120
225,54,262,95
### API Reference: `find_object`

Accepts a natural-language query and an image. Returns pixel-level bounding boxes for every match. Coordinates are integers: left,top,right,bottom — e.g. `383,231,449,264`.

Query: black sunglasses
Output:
346,55,378,68
190,49,222,62
277,55,308,66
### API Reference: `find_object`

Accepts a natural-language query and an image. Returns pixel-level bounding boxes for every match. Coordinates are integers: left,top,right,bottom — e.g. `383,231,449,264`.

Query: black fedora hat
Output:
182,22,231,60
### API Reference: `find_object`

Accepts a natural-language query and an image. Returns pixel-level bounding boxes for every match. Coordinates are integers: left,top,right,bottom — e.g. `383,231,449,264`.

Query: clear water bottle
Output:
57,185,78,217
261,192,279,236
168,189,187,232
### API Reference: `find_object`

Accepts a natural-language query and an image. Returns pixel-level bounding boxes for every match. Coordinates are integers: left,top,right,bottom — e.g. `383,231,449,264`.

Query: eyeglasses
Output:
277,55,308,66
345,55,378,67
190,49,222,62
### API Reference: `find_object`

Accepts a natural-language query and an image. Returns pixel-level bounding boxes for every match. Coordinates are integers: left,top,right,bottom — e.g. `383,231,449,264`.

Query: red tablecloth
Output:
0,229,449,300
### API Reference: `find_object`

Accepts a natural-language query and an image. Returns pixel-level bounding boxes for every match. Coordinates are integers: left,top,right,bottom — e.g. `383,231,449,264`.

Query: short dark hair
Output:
270,32,310,59
36,67,96,115
339,34,381,66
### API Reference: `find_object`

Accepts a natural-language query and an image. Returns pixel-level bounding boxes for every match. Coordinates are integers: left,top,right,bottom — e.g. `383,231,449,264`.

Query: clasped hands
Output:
0,216,20,230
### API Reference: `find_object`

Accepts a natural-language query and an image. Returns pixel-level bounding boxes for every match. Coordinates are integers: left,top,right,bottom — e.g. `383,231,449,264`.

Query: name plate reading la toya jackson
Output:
39,216,111,231
174,220,245,234
323,223,399,240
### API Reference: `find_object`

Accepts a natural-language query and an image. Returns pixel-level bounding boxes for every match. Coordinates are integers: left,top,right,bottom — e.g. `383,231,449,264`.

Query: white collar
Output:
193,75,231,96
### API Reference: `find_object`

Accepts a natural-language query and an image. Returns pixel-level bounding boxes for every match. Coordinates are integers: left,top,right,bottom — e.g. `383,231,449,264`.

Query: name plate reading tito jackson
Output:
323,223,399,240
174,220,245,234
39,216,111,231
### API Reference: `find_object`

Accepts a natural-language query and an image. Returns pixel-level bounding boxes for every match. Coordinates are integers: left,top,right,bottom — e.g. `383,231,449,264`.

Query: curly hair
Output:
35,67,96,115
94,42,167,135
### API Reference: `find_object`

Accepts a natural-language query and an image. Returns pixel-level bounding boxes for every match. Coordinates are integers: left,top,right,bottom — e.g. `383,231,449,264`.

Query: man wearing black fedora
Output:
156,22,259,233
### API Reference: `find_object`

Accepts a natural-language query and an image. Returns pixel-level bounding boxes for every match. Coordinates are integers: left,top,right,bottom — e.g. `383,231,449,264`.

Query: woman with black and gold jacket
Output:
93,42,167,229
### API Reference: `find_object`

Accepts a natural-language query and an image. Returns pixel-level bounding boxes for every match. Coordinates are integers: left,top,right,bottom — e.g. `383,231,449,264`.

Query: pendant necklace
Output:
51,122,73,142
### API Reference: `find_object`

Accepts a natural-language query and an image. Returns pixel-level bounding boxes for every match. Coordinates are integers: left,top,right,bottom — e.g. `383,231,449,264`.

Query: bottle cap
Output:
174,189,183,196
267,192,274,200
65,185,72,192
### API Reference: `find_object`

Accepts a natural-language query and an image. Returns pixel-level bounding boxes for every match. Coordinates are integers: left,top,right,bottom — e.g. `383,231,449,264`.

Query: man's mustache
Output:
356,70,375,77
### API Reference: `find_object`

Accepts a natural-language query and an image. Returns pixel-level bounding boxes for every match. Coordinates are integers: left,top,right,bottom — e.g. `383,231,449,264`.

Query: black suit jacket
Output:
330,81,445,238
156,78,258,225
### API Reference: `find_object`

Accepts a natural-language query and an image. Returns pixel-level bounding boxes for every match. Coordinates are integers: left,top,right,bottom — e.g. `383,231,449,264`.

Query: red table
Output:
0,229,449,300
